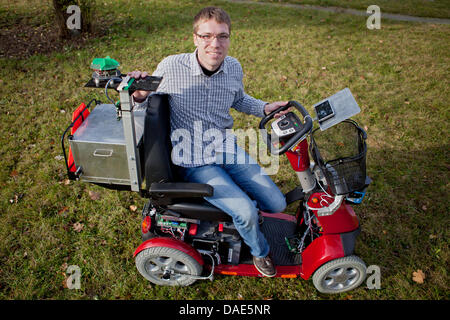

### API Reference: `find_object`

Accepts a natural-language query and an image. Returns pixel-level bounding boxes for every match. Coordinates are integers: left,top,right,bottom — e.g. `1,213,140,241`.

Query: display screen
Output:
315,100,335,122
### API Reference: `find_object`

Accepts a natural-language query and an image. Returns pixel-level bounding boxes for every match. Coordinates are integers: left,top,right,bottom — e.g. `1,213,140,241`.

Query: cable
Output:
104,77,122,104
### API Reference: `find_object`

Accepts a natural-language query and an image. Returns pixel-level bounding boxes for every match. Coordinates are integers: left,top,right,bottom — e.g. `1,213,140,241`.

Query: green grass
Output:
255,0,450,19
0,0,449,300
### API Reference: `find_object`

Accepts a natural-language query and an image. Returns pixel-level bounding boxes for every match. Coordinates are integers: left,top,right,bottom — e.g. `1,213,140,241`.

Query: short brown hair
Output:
193,7,231,34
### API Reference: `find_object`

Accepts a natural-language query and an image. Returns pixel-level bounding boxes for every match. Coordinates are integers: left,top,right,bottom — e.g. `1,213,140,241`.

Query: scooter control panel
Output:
271,112,304,138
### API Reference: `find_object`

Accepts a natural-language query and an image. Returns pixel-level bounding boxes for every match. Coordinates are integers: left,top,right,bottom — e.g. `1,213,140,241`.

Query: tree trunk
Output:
52,0,93,39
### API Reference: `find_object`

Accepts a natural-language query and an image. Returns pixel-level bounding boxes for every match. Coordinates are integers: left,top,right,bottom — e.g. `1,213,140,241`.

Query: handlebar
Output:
85,75,162,93
259,100,313,155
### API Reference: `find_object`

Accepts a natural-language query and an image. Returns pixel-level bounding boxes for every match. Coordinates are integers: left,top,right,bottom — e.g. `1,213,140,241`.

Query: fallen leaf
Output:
88,190,101,201
73,222,84,232
129,205,137,212
412,270,425,284
64,179,71,185
429,234,437,239
10,170,19,177
58,206,69,214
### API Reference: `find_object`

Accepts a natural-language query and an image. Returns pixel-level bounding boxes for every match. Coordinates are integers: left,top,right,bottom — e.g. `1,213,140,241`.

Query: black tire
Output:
135,246,202,286
312,255,366,294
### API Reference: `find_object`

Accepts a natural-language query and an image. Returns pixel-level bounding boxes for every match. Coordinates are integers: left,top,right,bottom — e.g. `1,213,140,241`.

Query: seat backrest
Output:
143,94,175,187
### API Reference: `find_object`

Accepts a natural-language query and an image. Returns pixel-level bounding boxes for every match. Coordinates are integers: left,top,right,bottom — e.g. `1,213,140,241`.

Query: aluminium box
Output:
69,103,145,186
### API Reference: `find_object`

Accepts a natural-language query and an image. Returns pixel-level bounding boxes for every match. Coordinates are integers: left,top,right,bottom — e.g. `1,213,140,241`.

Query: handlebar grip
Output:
259,100,313,155
129,76,162,92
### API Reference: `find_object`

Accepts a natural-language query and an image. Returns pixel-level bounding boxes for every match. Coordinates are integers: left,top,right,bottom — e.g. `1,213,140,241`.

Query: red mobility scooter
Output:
62,61,370,294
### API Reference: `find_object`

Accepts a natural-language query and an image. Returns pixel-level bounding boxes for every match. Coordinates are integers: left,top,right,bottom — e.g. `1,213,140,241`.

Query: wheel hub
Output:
324,267,359,290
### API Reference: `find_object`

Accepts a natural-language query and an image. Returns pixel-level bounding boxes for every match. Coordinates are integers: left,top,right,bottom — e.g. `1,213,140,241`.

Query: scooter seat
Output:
167,201,232,222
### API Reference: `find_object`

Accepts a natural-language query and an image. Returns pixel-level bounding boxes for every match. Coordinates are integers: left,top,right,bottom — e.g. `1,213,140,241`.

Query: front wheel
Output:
312,255,366,294
135,246,202,286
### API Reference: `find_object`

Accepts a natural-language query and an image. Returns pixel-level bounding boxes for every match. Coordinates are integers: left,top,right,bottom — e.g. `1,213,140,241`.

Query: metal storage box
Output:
69,103,145,186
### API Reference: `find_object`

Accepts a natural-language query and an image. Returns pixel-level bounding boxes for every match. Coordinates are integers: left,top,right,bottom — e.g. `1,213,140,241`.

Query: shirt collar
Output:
190,49,228,76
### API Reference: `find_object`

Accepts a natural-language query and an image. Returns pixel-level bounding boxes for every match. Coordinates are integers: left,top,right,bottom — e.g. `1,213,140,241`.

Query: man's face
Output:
193,19,230,71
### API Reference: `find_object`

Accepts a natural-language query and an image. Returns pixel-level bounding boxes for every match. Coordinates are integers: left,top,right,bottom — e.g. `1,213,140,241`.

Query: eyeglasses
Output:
195,33,230,43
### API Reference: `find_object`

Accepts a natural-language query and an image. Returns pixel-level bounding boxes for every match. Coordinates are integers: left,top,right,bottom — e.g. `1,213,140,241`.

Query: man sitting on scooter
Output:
129,6,287,277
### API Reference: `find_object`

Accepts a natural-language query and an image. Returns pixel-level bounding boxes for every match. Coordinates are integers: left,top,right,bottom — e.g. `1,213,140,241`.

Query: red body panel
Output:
285,140,310,172
318,203,359,234
68,103,90,172
214,264,301,278
299,234,345,280
133,237,204,266
307,192,359,234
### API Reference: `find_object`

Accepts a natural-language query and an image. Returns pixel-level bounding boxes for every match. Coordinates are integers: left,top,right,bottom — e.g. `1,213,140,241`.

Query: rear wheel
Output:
135,246,202,286
312,255,366,294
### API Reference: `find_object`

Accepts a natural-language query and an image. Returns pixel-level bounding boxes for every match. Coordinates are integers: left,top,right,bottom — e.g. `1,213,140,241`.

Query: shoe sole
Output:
253,263,277,278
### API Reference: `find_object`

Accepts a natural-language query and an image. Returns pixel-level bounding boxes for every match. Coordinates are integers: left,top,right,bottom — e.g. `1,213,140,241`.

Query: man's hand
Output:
127,70,150,103
264,101,291,118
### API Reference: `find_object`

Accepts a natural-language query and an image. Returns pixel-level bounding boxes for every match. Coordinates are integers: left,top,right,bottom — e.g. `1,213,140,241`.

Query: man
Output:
129,7,287,277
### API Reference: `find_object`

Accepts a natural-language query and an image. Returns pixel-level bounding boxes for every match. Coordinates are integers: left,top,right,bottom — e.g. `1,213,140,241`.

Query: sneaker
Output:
253,255,276,277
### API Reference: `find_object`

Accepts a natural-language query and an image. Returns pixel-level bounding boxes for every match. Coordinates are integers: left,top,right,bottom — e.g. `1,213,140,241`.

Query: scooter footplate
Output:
240,217,302,266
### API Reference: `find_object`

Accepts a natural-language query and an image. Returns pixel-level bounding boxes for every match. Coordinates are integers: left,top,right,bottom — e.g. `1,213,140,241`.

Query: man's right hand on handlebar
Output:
128,70,150,103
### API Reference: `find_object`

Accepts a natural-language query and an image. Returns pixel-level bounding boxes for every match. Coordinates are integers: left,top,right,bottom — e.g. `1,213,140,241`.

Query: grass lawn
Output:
0,0,448,300
254,0,450,19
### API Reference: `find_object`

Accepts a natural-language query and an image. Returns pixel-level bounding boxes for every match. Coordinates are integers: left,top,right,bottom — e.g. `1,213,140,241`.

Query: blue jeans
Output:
179,145,286,258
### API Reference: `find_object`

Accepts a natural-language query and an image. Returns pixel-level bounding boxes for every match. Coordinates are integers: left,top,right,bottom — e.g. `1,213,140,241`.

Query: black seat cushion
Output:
167,202,232,222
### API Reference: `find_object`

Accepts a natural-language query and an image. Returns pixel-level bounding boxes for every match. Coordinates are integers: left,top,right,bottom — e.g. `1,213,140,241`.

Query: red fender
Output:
133,237,204,266
299,234,345,280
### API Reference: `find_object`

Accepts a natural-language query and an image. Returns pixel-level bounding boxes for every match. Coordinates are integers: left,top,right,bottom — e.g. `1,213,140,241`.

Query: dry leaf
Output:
64,179,71,185
58,206,69,215
10,170,19,177
88,190,101,201
73,222,84,232
129,205,138,212
412,270,425,284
